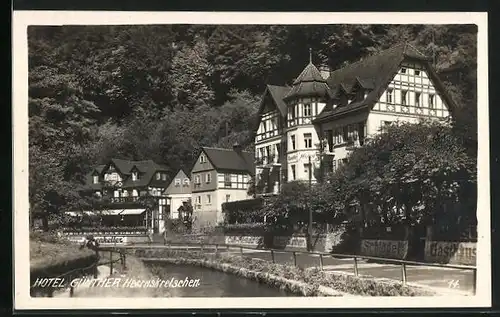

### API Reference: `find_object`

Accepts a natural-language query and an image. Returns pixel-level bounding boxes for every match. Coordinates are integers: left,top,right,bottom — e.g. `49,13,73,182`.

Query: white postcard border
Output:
13,11,490,310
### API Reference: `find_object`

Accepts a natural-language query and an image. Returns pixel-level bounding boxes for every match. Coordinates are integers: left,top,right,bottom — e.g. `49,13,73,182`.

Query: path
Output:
126,242,474,295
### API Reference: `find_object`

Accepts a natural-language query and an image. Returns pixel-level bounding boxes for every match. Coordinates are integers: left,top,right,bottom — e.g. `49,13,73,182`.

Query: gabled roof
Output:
314,42,456,122
266,85,290,116
201,147,254,174
85,159,170,190
284,62,332,100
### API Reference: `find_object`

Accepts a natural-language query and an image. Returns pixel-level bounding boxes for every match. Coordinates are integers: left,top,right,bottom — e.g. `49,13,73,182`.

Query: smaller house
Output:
190,144,255,228
68,158,172,237
164,169,192,220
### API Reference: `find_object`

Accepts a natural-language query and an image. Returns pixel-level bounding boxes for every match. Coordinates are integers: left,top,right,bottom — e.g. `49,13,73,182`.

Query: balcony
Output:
110,196,141,204
255,154,281,167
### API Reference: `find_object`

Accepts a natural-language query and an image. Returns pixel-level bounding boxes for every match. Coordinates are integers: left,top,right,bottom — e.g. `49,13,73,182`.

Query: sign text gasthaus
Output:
424,241,477,265
360,239,408,259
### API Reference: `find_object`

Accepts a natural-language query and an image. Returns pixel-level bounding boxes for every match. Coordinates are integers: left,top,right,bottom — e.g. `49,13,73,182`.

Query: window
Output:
291,165,296,180
291,135,296,150
401,90,408,105
415,92,421,107
131,172,138,181
161,173,167,181
183,178,190,186
342,158,348,165
415,70,420,76
342,126,349,142
326,130,334,150
290,106,296,120
226,194,231,202
174,178,181,186
401,67,407,73
95,191,102,197
224,174,232,187
304,133,312,148
382,121,392,133
303,103,312,117
332,160,337,172
206,194,212,204
156,172,161,180
429,94,435,109
114,190,120,198
356,89,364,101
195,196,201,205
93,175,99,184
335,128,343,144
304,163,309,177
195,175,201,184
132,189,138,197
205,173,211,183
387,88,393,104
200,154,206,163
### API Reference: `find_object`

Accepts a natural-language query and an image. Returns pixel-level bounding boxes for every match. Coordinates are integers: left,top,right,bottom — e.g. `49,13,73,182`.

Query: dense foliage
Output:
28,24,477,228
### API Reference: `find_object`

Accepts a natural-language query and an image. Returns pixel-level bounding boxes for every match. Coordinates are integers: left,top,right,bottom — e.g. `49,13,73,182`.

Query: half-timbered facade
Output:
190,145,254,228
254,43,456,195
71,158,171,234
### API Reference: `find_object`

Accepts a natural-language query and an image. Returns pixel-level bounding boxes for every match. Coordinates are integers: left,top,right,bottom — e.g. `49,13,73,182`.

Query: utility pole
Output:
308,155,313,251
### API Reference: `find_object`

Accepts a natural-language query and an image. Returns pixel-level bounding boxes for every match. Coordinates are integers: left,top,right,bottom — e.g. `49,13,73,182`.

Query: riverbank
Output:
134,249,435,296
68,254,170,298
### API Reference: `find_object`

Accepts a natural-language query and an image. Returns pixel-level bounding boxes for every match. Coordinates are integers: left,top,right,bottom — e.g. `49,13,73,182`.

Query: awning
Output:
119,209,146,215
65,209,146,216
66,211,95,216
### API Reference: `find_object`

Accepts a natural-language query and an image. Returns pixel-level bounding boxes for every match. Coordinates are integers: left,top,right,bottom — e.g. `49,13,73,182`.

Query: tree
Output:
325,120,476,229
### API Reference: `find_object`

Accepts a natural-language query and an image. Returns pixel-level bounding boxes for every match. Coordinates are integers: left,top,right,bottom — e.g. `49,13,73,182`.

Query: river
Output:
147,263,294,297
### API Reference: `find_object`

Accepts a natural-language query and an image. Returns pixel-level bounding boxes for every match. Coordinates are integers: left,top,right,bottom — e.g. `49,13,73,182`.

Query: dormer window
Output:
93,175,99,184
356,89,364,101
161,173,167,181
156,172,161,180
132,172,138,181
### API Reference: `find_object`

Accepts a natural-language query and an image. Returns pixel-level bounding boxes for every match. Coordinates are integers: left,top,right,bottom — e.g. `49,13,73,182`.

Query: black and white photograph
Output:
13,11,490,310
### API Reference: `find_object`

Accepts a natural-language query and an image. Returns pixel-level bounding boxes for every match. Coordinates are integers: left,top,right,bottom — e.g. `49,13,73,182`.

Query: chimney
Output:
233,142,242,154
319,65,330,80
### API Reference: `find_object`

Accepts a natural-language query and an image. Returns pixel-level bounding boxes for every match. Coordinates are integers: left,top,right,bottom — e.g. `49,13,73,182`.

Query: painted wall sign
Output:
225,235,262,246
360,239,408,259
424,241,477,265
64,234,149,245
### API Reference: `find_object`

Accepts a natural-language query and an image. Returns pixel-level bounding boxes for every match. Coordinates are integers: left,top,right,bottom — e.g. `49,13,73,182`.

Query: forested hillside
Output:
28,24,478,222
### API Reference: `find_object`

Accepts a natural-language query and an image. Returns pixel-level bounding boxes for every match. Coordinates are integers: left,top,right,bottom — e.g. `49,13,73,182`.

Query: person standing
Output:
147,227,154,244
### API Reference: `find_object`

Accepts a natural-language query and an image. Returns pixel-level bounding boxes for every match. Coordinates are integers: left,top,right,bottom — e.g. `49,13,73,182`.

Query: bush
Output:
30,230,72,245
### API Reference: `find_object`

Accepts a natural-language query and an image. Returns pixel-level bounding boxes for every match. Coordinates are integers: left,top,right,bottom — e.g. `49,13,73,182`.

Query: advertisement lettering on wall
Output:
225,236,261,246
360,239,408,259
424,241,476,265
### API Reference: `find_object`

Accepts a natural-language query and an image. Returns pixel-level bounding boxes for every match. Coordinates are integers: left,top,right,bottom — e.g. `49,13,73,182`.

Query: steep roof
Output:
284,62,332,100
266,85,290,116
85,159,170,190
314,42,456,122
202,147,255,174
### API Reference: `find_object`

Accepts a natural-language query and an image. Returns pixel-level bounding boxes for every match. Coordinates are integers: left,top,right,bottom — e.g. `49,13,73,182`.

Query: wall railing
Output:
117,242,477,294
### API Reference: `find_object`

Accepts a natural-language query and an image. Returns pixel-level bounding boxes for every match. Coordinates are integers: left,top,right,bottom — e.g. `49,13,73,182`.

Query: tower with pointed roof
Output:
253,43,456,195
